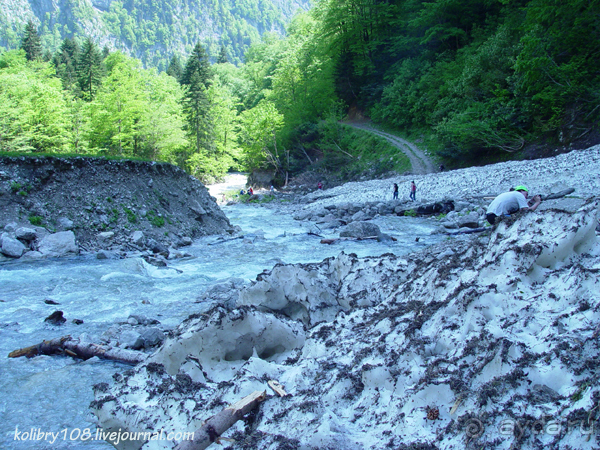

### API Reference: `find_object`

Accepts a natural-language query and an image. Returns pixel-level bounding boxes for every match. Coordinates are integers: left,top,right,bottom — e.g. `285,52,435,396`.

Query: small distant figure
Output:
248,187,254,195
486,185,541,225
393,183,399,200
221,193,226,203
240,189,245,196
439,164,445,172
409,181,417,201
317,181,323,190
270,185,275,195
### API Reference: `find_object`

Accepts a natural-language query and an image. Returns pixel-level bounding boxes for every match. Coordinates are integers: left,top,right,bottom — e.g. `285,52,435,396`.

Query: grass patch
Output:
404,209,417,217
28,215,43,226
122,207,137,224
147,210,165,227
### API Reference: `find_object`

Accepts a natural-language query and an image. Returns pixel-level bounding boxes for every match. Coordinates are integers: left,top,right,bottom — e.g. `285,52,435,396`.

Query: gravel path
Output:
346,121,437,174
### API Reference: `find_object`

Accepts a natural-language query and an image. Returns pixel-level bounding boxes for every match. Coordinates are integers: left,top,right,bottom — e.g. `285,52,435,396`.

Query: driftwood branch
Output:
8,335,147,365
541,188,575,200
208,236,244,246
321,236,380,245
268,380,288,397
175,390,266,450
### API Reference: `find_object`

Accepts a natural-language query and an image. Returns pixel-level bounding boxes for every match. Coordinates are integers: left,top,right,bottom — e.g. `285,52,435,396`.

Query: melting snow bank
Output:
92,199,600,450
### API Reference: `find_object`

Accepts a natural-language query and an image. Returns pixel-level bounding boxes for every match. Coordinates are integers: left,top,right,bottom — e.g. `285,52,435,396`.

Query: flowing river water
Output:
0,194,444,449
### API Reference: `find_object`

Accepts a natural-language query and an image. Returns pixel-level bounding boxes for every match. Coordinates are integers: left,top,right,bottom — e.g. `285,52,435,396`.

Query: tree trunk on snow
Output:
8,335,147,365
175,391,266,450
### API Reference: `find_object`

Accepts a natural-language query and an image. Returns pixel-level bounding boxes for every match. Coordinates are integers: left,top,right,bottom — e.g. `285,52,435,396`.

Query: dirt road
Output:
346,121,437,174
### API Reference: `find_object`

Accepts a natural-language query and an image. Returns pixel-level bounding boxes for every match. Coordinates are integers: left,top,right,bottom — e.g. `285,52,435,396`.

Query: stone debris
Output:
0,155,234,260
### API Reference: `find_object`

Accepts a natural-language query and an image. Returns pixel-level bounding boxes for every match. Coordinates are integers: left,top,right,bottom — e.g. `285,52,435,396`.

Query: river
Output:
0,200,443,449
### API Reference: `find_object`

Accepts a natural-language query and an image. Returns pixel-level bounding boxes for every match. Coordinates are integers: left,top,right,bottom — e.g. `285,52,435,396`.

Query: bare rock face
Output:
92,200,600,450
0,156,233,256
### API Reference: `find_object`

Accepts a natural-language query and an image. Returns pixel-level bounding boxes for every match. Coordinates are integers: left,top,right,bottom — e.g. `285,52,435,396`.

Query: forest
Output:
1,0,599,184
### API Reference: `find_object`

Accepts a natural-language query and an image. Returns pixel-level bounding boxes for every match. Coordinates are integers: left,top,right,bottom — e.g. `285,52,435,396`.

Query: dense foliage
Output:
320,0,600,165
1,0,598,182
0,0,309,70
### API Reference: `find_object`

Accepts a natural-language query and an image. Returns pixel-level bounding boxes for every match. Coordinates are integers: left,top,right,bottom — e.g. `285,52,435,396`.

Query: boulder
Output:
131,230,145,245
96,231,115,242
139,327,166,348
189,200,207,216
15,227,37,241
3,222,18,232
350,210,368,222
38,231,78,257
1,236,26,258
340,221,382,238
293,210,313,221
58,217,74,230
96,250,118,260
457,211,481,228
44,311,67,325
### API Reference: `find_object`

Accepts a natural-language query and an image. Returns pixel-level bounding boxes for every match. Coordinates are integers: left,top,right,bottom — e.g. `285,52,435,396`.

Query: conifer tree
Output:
181,43,214,164
181,43,211,88
21,20,42,61
166,54,183,82
53,38,80,92
77,38,105,101
217,45,228,64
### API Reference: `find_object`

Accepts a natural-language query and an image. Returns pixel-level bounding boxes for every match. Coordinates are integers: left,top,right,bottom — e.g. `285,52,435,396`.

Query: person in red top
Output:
409,181,417,201
248,187,254,195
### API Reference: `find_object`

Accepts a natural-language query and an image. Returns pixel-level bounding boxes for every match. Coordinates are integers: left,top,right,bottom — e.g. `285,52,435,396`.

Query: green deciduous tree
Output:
239,100,284,173
0,50,73,152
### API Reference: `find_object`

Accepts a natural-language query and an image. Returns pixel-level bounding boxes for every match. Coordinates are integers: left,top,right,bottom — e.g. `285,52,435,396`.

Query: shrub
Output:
28,215,43,225
123,207,137,223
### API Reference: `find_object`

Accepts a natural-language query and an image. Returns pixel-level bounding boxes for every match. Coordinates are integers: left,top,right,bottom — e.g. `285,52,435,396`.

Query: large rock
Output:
1,235,26,258
339,221,381,238
38,231,78,257
15,227,37,241
457,210,481,228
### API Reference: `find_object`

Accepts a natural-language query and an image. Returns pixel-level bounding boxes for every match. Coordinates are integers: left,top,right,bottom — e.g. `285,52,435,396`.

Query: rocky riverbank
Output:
91,146,600,450
0,156,233,261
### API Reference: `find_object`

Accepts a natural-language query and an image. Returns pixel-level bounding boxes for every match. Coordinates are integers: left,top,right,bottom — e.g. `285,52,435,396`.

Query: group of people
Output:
391,180,541,225
392,181,417,201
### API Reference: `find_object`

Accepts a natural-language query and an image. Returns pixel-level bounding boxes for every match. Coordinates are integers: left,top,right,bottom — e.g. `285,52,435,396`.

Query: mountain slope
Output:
0,0,311,68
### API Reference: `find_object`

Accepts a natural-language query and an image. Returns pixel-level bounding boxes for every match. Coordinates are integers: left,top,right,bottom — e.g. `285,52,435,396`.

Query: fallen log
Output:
445,227,488,235
208,236,244,246
175,390,266,450
8,335,147,365
541,188,575,200
320,236,381,245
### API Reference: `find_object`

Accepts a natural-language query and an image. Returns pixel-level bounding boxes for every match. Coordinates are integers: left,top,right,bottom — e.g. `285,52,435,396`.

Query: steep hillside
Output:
0,156,233,257
0,0,311,68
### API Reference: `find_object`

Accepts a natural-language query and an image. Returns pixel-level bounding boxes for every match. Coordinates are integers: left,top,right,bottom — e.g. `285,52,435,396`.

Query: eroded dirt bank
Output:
0,156,233,259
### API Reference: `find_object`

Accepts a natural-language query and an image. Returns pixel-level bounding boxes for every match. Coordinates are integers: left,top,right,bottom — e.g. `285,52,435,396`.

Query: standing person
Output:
409,181,417,201
486,185,541,225
393,183,399,200
270,185,275,195
317,181,323,190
